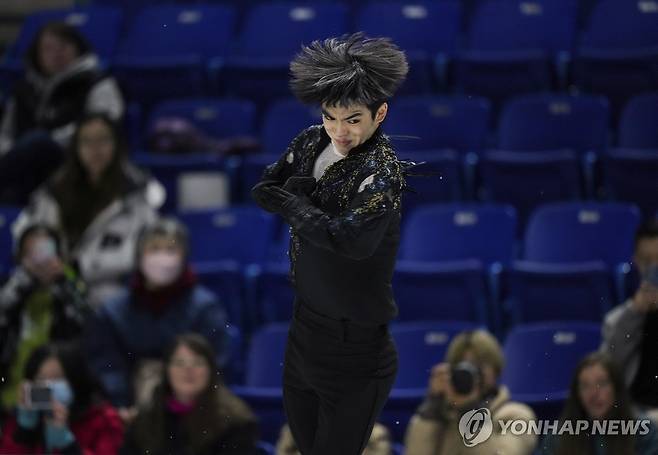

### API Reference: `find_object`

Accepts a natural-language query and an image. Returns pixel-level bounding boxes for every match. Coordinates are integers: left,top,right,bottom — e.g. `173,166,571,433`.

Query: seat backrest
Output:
5,7,123,64
501,322,601,395
116,5,236,58
237,3,348,57
245,323,289,387
356,1,461,55
400,203,517,265
580,0,658,49
619,92,658,149
0,206,21,276
468,0,577,52
499,94,609,153
386,95,491,152
260,99,321,155
524,202,641,267
149,98,257,139
391,321,480,388
180,206,276,265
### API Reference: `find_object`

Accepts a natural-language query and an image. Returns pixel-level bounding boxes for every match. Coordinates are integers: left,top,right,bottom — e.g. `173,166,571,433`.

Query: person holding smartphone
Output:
0,224,89,413
0,342,123,454
601,219,658,421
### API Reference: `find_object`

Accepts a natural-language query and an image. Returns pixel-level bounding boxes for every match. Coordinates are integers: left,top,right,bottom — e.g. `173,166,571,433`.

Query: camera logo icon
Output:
459,408,493,447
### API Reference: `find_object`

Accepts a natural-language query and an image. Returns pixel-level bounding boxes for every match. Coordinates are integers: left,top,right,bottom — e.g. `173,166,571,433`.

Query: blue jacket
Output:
86,285,228,407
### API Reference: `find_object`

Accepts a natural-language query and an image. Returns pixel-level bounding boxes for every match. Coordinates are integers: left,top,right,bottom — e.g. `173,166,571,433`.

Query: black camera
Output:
450,361,480,395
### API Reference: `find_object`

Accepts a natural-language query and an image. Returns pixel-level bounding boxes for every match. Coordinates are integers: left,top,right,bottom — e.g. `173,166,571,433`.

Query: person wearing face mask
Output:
600,220,658,423
84,218,230,424
0,224,89,415
0,22,124,205
13,114,163,308
0,342,124,454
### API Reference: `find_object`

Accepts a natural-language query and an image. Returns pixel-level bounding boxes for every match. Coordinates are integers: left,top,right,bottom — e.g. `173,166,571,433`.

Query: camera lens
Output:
451,361,479,395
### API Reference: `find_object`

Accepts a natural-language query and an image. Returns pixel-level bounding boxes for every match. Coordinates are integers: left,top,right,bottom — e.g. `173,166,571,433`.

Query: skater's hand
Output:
282,176,316,196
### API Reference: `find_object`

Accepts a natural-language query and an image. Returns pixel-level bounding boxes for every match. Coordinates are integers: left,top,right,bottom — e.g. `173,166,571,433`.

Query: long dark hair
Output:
23,342,106,422
51,113,128,247
130,334,227,453
27,22,90,75
554,352,636,455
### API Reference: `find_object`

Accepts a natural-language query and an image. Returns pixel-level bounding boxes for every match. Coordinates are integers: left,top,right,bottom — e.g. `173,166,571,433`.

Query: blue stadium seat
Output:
355,1,462,93
0,206,21,277
179,206,276,266
113,5,237,105
618,92,658,149
195,260,245,329
600,149,658,218
385,95,491,152
398,150,463,212
260,99,321,156
399,203,517,265
381,321,480,441
393,260,488,324
147,98,257,144
523,202,641,268
498,94,609,154
574,0,658,117
505,261,615,326
232,323,288,443
256,441,275,455
478,150,582,225
500,322,601,419
247,262,295,327
222,3,348,103
454,0,578,104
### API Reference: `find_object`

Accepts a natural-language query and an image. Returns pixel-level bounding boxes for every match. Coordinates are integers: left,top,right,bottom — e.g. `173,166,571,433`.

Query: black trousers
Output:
283,301,398,455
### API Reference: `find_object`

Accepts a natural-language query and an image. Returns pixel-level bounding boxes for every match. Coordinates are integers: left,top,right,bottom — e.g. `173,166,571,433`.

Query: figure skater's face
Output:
321,102,387,155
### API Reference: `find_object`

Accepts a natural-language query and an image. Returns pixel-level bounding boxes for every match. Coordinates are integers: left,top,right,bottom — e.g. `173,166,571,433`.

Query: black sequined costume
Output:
253,124,406,325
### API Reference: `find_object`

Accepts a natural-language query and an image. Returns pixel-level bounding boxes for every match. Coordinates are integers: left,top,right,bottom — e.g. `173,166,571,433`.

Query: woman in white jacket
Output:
13,113,164,307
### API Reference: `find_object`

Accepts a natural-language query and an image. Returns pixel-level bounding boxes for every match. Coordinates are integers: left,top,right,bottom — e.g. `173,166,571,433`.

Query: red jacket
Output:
0,402,124,454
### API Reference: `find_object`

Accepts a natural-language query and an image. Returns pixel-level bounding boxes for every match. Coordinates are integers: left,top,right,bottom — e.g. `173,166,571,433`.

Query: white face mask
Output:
140,251,183,287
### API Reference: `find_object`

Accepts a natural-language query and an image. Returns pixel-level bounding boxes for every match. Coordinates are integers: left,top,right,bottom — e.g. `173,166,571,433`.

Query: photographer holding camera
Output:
404,329,537,454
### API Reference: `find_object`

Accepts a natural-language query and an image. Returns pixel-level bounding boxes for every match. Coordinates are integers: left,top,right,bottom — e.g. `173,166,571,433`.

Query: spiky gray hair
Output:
289,32,409,111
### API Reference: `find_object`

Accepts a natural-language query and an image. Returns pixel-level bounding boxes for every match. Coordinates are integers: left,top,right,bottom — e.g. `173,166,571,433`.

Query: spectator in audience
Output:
276,421,391,455
85,217,229,420
121,333,258,455
0,342,123,454
13,113,163,307
404,329,537,454
540,352,658,454
0,223,89,413
601,220,658,421
0,22,124,205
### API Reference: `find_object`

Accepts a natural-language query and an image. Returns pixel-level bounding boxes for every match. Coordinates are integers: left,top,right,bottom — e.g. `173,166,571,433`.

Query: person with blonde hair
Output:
405,329,537,454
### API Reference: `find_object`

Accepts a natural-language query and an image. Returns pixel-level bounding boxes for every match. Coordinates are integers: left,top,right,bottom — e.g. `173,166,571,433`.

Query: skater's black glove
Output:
282,176,317,197
251,179,283,213
257,185,314,224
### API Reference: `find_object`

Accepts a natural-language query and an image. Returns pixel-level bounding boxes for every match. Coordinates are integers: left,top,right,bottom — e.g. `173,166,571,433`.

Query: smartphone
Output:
23,383,53,410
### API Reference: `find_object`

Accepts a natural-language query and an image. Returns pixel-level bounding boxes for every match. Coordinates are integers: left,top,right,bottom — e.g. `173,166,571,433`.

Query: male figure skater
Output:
252,33,408,454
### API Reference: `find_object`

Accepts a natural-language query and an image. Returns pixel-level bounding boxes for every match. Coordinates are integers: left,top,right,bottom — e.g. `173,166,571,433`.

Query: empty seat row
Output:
3,0,658,109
